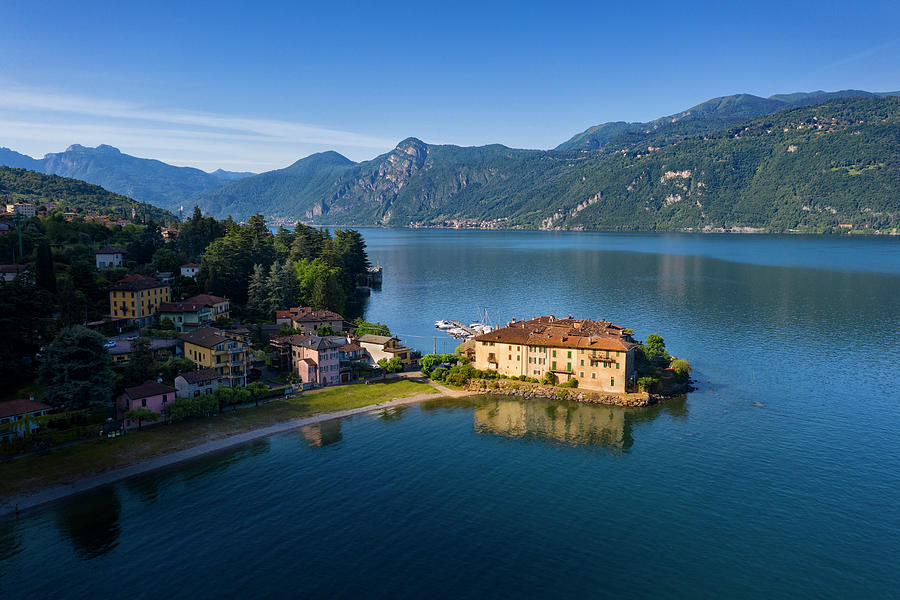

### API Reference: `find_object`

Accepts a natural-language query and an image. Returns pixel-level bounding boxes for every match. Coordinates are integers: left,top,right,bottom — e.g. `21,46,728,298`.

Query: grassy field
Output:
1,379,437,500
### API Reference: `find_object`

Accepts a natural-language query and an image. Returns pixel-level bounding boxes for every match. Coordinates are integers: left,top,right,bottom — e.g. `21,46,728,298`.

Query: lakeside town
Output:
0,205,692,509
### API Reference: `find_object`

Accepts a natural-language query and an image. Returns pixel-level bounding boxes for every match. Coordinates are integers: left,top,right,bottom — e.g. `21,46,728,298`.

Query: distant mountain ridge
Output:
555,89,900,151
2,89,898,233
0,144,254,212
191,95,900,233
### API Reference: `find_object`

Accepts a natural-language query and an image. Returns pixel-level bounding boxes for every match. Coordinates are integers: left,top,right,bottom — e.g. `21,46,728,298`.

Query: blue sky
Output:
1,0,898,171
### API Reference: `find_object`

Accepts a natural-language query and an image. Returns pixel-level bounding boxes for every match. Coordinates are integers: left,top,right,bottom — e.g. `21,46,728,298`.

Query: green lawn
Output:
1,379,437,500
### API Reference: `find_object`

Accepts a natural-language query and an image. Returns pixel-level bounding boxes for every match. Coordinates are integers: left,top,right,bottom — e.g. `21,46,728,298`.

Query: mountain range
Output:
0,144,253,213
1,89,899,233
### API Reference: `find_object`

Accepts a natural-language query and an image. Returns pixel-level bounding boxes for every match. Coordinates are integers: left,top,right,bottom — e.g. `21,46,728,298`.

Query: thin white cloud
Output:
0,86,396,170
818,38,900,71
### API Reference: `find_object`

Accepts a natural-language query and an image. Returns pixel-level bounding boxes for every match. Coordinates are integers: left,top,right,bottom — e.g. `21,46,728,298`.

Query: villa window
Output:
580,372,584,378
567,351,571,358
552,350,556,357
610,378,615,387
141,398,147,407
592,373,596,379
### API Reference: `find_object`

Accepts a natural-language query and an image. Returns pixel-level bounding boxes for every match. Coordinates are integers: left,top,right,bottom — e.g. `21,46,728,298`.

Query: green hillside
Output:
556,90,899,152
0,144,254,212
191,97,900,233
0,167,176,223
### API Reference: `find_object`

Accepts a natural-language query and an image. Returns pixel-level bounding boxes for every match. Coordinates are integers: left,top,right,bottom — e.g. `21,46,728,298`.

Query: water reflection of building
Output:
55,487,122,560
474,398,635,451
300,419,343,447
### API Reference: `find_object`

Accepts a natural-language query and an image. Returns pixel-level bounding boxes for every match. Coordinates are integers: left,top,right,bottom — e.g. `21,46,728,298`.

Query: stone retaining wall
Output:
464,379,655,407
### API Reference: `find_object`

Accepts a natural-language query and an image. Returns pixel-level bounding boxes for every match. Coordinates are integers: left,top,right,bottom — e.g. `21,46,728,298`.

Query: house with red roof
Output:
473,316,638,393
0,398,53,441
180,262,200,278
275,306,344,333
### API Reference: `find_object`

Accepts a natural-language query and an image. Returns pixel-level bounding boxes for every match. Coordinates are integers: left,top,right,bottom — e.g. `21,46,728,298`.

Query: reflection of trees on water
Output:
422,394,688,452
0,521,23,563
178,440,272,484
124,474,165,504
377,406,408,423
300,419,343,447
55,487,122,560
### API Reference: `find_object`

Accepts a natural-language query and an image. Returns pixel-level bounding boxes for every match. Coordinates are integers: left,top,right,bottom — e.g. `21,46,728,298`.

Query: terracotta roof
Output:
279,306,343,323
95,247,126,254
0,399,52,419
159,301,206,313
474,316,636,352
177,368,221,385
184,294,228,305
113,274,168,291
181,262,200,268
123,381,176,400
0,264,27,274
301,358,317,366
341,343,362,352
181,327,228,348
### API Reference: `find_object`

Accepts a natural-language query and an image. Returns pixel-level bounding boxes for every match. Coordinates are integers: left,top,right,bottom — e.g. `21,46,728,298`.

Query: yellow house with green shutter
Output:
181,327,251,387
109,274,171,326
473,316,636,393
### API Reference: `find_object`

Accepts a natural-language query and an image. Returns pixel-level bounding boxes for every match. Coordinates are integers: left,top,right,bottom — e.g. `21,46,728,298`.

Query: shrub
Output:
555,390,568,399
637,376,659,393
671,358,692,382
559,377,579,388
540,372,557,386
430,367,448,382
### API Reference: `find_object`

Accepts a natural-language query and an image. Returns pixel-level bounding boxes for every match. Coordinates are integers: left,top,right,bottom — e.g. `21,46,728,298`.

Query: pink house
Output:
116,381,176,430
288,335,343,386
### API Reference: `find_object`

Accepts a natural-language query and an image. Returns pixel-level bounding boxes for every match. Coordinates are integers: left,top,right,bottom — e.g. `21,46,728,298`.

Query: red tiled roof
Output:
181,327,228,348
279,306,343,323
0,399,52,419
95,247,127,254
122,381,176,400
184,294,228,305
474,316,636,352
159,301,205,313
181,262,200,268
113,274,168,291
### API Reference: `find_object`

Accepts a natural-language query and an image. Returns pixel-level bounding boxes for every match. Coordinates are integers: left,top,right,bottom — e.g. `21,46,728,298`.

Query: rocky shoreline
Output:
464,379,657,407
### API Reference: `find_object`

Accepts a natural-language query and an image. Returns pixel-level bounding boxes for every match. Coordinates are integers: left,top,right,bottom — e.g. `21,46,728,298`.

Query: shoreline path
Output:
0,378,472,518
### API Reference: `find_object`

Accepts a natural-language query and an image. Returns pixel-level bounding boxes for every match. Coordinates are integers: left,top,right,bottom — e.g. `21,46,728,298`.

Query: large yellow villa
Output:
473,316,637,393
109,274,171,326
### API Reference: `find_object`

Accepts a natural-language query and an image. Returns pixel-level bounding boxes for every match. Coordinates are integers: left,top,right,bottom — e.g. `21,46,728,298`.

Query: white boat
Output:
435,320,452,329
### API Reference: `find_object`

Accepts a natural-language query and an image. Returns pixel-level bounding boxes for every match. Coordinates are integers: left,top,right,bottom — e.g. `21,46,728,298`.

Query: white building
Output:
95,247,127,269
181,263,200,278
6,203,36,217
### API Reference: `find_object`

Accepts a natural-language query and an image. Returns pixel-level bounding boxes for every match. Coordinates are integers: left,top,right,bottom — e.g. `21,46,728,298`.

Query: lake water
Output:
2,230,899,598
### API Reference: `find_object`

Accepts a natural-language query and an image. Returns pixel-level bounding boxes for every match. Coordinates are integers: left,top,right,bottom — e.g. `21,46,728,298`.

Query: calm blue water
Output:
2,231,899,598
